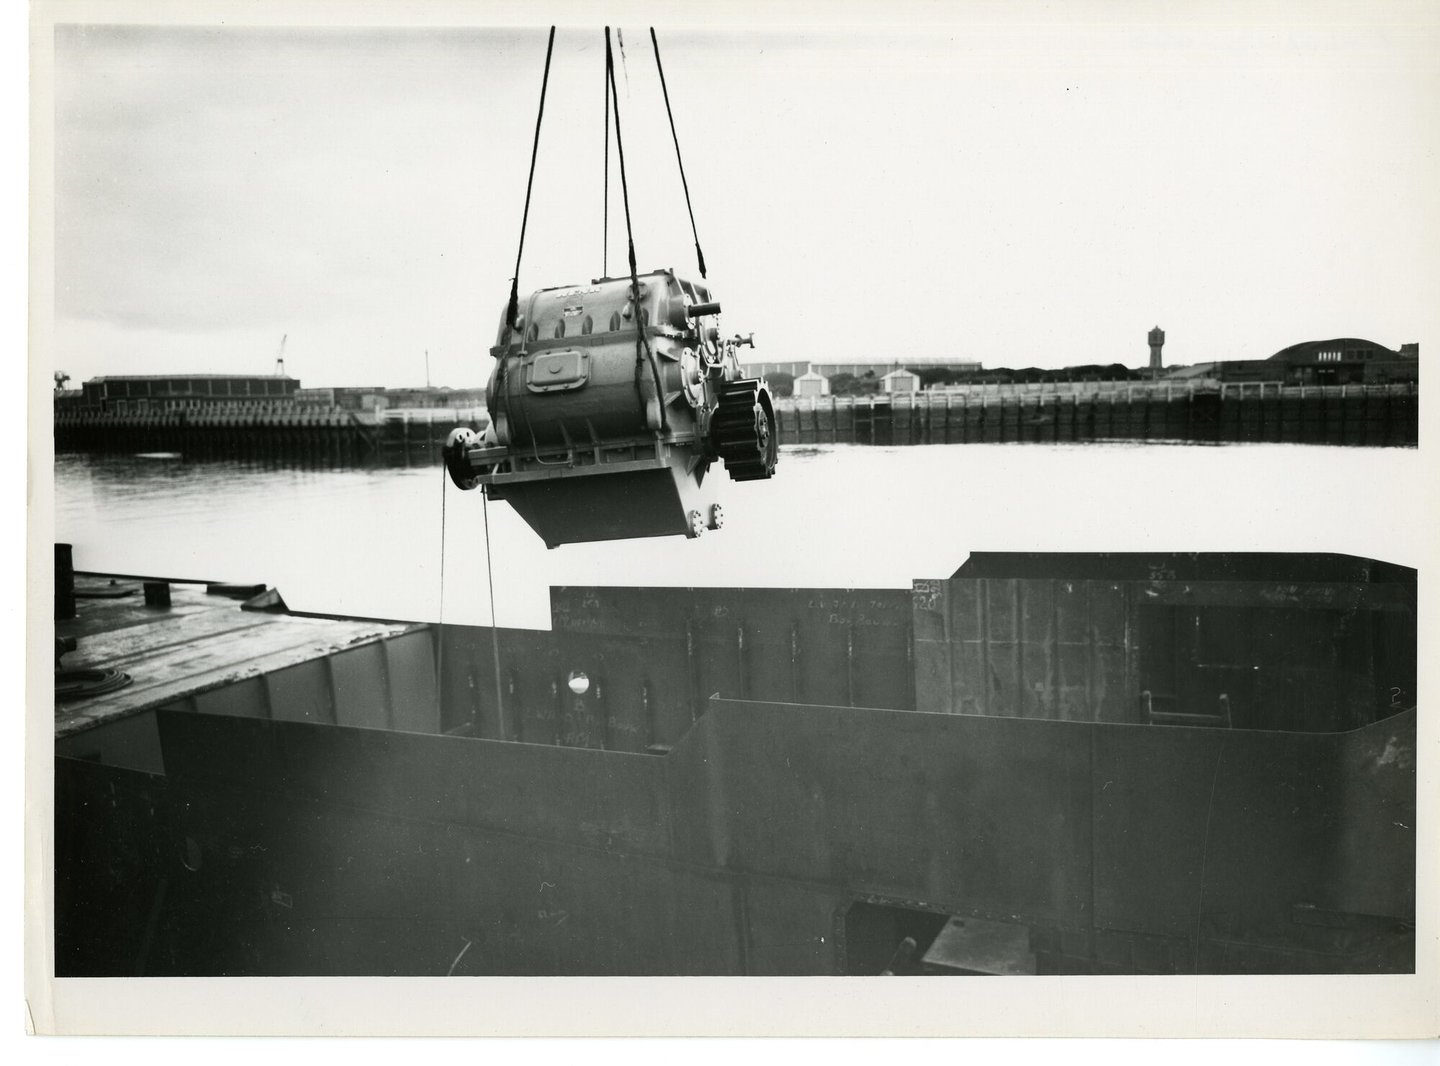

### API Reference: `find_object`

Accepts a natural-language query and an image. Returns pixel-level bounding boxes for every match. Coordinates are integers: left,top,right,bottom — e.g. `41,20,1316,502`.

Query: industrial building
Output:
745,359,984,396
1267,338,1418,384
1169,339,1419,385
743,359,982,381
881,367,920,393
793,368,831,397
61,375,489,416
75,374,300,411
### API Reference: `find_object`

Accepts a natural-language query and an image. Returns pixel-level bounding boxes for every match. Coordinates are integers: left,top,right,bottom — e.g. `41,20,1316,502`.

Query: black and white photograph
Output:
25,0,1438,1039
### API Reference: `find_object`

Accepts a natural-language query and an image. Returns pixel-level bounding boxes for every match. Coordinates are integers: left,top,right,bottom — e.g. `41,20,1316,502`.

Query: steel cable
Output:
650,28,707,278
506,26,556,332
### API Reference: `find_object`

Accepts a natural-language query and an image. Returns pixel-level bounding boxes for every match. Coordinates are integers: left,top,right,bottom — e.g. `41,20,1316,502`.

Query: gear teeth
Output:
710,378,779,482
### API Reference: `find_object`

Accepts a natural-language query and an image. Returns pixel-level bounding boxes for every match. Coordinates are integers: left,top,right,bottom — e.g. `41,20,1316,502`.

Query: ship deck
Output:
54,572,418,740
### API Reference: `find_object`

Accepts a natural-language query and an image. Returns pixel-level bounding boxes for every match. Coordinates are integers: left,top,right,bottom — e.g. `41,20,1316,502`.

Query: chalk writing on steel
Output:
827,613,899,627
913,580,942,611
552,613,605,632
805,595,902,612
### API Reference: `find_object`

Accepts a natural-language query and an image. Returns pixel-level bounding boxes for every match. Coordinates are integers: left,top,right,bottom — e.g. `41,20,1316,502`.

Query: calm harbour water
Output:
52,443,1423,632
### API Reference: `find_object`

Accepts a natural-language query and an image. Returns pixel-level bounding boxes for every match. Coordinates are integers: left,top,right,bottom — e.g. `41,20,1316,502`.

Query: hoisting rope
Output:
441,454,506,739
506,26,556,332
606,26,669,432
650,28,707,278
617,27,632,95
602,53,610,276
437,464,447,729
496,29,552,466
482,490,508,739
604,30,639,312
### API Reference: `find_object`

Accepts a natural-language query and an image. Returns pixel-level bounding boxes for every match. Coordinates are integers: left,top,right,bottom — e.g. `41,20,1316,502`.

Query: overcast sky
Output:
46,4,1440,388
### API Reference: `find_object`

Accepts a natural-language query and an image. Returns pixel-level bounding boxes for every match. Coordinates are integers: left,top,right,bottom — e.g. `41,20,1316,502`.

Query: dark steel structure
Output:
54,553,1416,977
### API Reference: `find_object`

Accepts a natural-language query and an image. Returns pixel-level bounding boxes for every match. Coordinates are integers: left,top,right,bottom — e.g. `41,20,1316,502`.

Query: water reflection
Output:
60,444,446,476
53,443,1422,632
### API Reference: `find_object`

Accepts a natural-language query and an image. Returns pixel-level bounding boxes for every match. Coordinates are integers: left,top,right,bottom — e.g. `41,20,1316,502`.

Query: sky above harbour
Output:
44,2,1440,388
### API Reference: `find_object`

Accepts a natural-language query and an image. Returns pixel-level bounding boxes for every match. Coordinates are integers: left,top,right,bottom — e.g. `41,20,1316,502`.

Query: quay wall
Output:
53,405,485,462
773,382,1418,447
53,383,1418,459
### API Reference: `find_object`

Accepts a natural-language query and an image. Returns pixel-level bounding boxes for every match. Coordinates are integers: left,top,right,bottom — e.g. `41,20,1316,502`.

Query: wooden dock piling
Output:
767,382,1416,448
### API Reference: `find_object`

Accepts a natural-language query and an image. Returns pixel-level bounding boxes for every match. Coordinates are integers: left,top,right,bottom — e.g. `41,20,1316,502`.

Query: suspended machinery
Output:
442,28,778,547
444,271,776,547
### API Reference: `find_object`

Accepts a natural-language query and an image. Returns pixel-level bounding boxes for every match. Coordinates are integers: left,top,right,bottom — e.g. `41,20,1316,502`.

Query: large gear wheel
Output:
711,378,779,482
